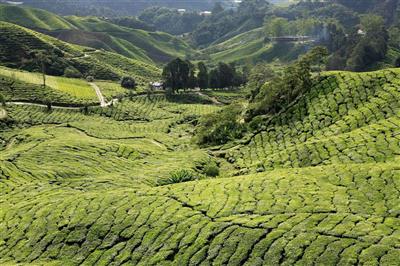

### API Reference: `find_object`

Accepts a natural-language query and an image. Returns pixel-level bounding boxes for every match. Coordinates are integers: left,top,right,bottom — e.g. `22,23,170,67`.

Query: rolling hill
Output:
63,16,195,63
0,21,161,83
0,3,75,30
0,4,196,63
1,65,400,265
203,27,310,64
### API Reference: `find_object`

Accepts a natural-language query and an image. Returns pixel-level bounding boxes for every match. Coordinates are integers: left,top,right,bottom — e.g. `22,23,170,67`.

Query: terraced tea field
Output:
1,69,400,265
0,67,97,102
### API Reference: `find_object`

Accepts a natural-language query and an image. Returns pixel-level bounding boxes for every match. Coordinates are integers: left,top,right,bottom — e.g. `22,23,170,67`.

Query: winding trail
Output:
0,108,6,119
90,82,106,107
197,91,222,105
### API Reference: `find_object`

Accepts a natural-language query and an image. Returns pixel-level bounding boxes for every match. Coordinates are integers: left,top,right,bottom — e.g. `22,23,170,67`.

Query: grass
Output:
1,67,400,265
0,67,97,101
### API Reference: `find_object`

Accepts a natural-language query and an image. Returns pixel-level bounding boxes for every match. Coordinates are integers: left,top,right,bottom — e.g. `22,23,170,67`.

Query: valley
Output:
1,0,400,265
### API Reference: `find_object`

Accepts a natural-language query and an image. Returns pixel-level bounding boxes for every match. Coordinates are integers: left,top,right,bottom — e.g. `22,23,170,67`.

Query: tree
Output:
248,48,315,118
197,62,209,90
245,63,276,101
304,46,329,74
212,2,224,15
188,68,197,90
64,66,82,78
218,62,235,88
346,15,388,71
0,93,5,107
32,50,50,88
121,76,136,89
395,57,400,67
264,17,289,37
46,102,52,112
162,58,192,92
208,69,220,89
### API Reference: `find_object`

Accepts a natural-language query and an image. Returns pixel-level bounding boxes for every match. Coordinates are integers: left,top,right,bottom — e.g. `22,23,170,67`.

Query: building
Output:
199,11,212,16
150,82,164,90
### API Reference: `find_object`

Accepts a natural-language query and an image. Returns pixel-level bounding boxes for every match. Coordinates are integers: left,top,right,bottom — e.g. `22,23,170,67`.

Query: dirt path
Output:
0,108,6,119
197,92,222,105
90,82,106,107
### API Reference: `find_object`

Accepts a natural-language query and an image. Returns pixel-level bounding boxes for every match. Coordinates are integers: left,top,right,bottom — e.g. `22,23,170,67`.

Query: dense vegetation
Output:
2,1,400,265
2,63,400,265
21,0,229,16
139,7,204,35
162,58,245,92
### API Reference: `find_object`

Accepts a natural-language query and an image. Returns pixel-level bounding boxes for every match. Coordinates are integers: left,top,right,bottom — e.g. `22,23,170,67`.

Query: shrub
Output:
86,76,95,82
156,169,197,186
64,66,82,78
195,158,220,177
121,76,136,89
0,93,5,107
196,103,246,146
203,161,219,177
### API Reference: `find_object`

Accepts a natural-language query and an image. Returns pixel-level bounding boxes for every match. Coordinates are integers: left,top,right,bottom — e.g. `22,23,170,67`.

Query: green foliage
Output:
244,63,276,101
63,66,82,78
139,7,204,35
64,15,195,63
120,76,136,89
162,58,193,92
0,3,75,30
109,16,154,31
0,67,97,104
197,62,209,90
0,92,5,106
327,14,389,71
247,47,324,118
203,161,219,177
209,62,244,89
0,21,161,82
196,103,246,146
157,169,197,186
2,67,400,265
192,0,271,46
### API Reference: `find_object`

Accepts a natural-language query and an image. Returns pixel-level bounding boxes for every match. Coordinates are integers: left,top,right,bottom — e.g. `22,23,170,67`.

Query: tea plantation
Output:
1,68,400,265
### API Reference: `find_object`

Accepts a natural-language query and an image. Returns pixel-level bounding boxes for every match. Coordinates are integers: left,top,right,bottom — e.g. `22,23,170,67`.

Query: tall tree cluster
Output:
162,58,244,92
324,15,389,71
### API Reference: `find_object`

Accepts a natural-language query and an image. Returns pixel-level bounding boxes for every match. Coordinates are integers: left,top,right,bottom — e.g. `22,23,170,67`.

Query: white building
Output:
200,11,212,16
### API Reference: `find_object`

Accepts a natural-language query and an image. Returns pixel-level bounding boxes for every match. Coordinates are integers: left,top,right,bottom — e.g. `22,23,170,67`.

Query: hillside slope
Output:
0,21,160,83
1,68,400,265
0,4,195,63
203,27,310,64
63,16,195,63
0,3,76,30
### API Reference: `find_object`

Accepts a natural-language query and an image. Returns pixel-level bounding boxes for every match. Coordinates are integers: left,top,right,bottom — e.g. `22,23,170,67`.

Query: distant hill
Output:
202,27,310,64
20,0,237,16
0,4,196,63
0,3,75,30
